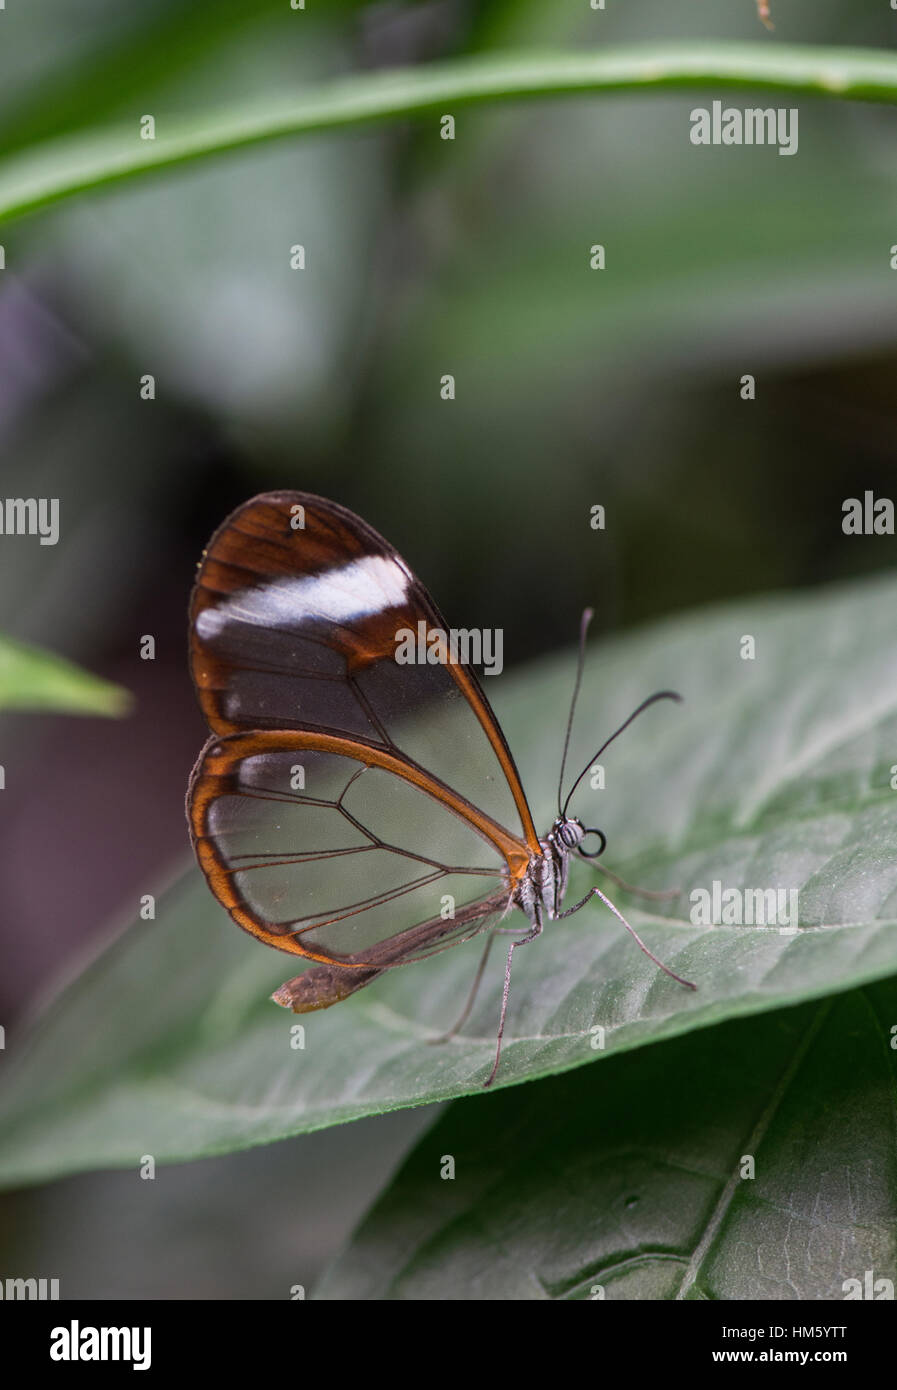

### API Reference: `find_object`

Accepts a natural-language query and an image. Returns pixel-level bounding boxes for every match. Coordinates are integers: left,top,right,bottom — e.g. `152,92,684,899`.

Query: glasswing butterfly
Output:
187,492,693,1086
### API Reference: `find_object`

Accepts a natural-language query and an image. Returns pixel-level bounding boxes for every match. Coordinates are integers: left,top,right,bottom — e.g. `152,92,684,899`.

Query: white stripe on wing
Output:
197,554,409,639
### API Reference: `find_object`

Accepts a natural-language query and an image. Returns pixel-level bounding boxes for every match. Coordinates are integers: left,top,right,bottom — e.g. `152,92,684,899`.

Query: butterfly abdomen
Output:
272,963,383,1013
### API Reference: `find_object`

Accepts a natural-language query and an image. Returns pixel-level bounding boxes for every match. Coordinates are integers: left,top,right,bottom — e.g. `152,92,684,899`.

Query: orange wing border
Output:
188,490,542,854
187,728,531,968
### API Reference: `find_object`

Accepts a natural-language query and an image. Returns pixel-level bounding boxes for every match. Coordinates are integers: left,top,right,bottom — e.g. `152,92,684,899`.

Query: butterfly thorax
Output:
514,815,585,924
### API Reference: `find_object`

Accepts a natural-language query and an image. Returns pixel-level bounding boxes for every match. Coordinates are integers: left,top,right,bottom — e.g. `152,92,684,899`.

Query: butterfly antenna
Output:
562,690,682,818
557,607,594,815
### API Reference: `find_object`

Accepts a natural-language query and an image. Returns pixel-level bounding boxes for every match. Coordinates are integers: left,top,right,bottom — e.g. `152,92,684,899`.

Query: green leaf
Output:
2,43,897,225
2,570,897,1185
0,0,294,160
0,633,131,716
316,979,897,1300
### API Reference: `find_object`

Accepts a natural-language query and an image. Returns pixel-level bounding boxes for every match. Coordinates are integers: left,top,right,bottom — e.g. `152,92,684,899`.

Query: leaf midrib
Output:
673,998,834,1299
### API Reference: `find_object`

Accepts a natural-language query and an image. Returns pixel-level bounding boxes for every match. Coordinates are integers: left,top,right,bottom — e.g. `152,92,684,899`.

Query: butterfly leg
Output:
428,930,497,1046
559,885,695,990
483,906,543,1088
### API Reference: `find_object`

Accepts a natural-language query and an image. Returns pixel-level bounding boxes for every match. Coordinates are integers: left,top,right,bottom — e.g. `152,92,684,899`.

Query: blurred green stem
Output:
1,42,895,224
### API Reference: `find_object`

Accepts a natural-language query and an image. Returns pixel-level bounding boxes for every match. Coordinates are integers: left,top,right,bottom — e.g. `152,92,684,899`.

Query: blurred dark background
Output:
2,0,897,1295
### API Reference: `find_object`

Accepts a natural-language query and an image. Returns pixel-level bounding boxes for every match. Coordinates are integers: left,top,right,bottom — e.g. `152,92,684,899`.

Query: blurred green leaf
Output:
317,980,897,1300
0,0,378,159
2,43,897,225
0,633,131,716
1,571,897,1185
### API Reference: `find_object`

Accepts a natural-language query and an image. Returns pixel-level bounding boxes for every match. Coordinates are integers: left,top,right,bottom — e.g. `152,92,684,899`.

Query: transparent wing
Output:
189,491,539,850
188,732,518,967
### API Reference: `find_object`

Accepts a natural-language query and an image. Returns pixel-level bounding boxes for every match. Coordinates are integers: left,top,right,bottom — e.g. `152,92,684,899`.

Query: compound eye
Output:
578,827,607,859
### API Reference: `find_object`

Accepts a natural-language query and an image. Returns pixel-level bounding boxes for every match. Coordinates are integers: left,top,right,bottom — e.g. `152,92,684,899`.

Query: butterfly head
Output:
552,815,606,859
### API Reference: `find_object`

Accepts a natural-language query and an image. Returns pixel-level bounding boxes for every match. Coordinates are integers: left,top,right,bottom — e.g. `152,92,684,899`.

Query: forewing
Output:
189,491,538,849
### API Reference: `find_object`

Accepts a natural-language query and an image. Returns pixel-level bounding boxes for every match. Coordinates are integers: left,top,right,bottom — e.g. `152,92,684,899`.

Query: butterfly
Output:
756,1,773,29
187,491,694,1086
